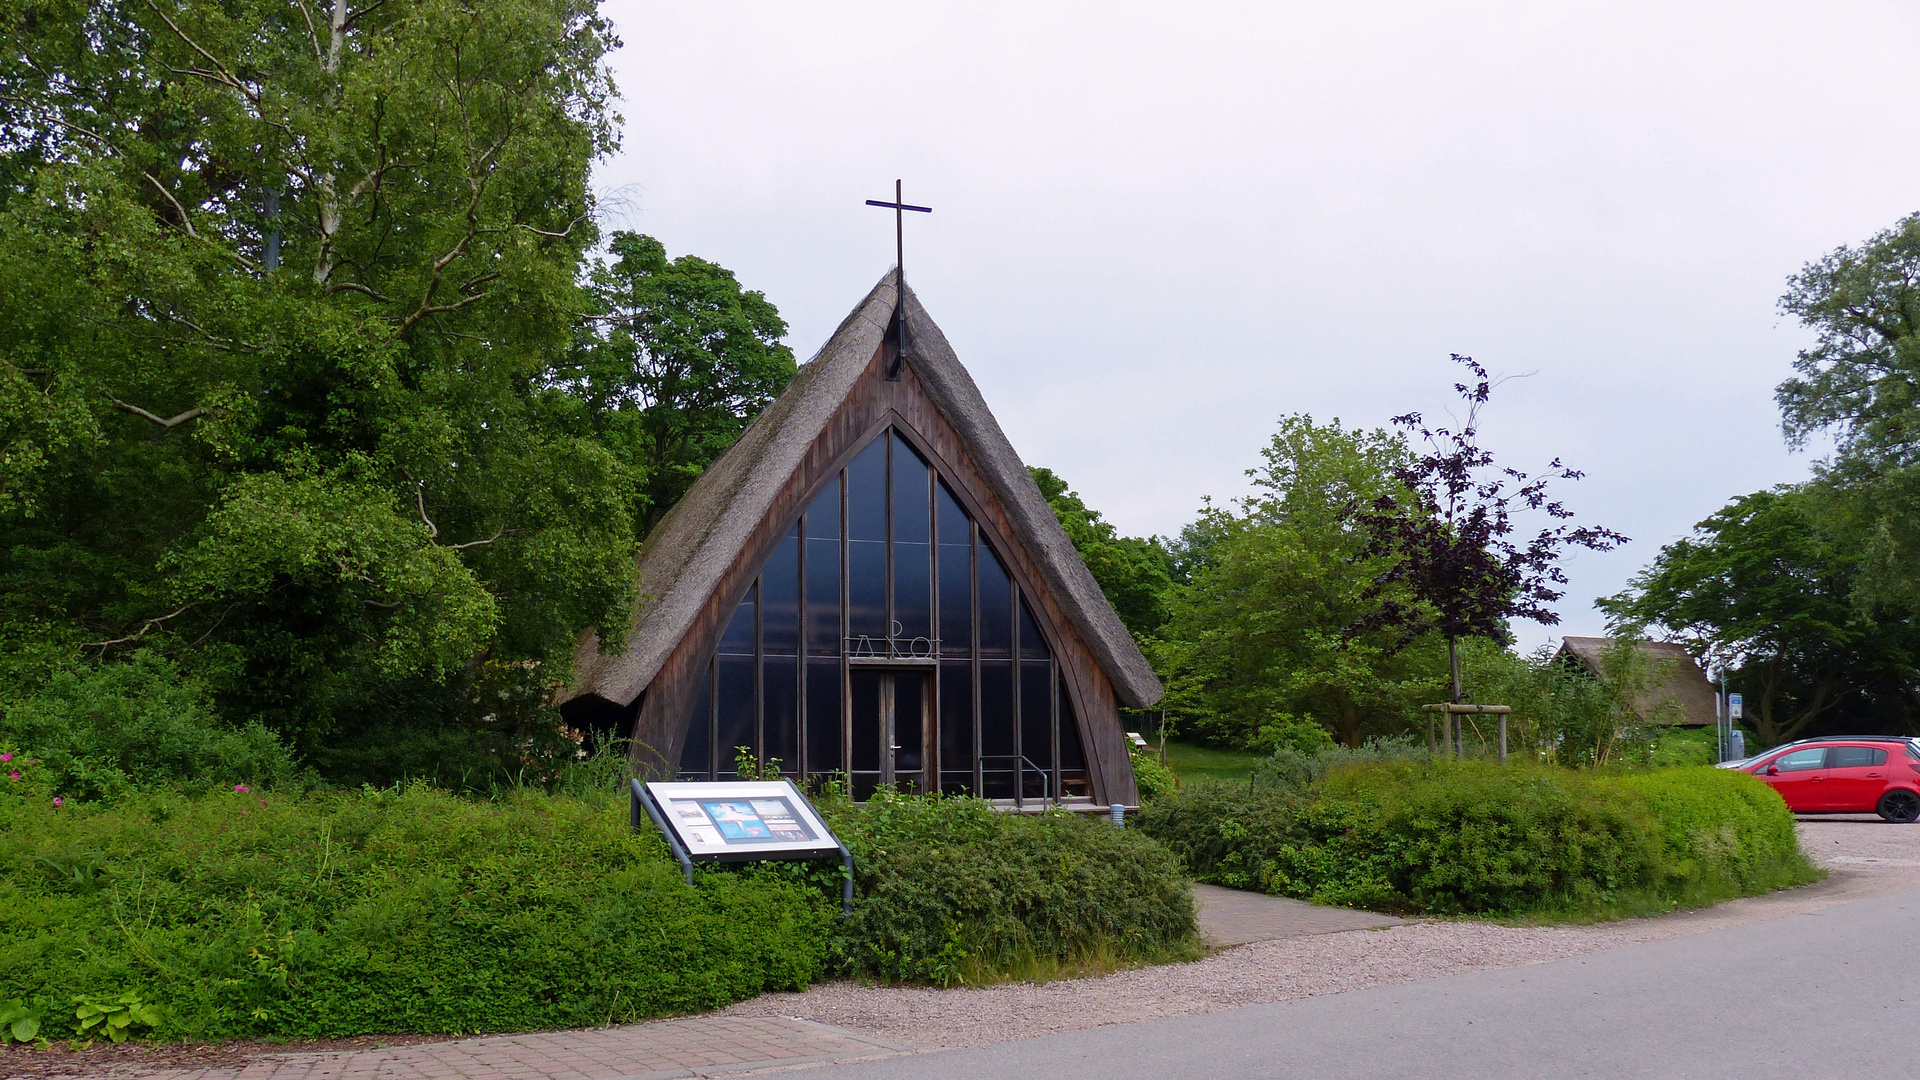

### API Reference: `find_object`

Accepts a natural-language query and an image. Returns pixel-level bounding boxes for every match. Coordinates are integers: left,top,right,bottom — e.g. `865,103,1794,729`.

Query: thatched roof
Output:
1555,637,1717,726
566,270,1164,710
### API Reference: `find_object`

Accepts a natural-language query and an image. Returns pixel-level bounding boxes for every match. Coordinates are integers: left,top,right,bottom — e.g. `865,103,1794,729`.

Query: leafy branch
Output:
1343,354,1625,698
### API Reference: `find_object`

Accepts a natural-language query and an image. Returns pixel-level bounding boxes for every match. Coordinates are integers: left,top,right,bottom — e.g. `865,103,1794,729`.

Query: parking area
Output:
1797,814,1920,869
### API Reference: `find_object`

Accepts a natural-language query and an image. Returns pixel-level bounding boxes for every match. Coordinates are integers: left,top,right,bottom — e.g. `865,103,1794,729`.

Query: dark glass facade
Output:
677,425,1091,800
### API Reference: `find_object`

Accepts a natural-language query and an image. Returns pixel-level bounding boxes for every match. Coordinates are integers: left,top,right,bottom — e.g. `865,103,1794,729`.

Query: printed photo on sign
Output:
669,800,727,849
702,801,774,841
749,798,817,842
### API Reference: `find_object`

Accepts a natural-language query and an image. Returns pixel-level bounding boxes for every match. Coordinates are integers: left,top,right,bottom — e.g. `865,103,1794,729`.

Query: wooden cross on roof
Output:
866,180,931,379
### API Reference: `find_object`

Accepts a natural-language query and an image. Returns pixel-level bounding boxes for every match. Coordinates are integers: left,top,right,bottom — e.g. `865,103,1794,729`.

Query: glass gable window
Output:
677,425,1091,801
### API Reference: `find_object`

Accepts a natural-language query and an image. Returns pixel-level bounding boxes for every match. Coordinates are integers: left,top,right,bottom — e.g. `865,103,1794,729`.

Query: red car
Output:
1722,736,1920,822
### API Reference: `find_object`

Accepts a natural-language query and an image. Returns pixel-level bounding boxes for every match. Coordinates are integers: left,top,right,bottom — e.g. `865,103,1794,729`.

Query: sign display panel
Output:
643,780,842,861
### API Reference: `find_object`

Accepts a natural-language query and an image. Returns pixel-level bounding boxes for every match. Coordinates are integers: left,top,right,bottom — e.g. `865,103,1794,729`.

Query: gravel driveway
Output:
720,817,1920,1052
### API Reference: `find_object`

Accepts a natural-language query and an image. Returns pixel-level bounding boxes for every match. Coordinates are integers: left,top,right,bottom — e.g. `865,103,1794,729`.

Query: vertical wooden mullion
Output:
840,467,852,778
884,430,894,660
753,578,763,771
797,513,808,779
971,521,982,797
1051,661,1061,805
1016,582,1025,799
926,461,938,791
707,659,718,781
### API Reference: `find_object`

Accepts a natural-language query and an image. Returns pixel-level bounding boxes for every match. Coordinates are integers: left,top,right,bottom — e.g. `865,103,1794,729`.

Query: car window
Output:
1770,747,1829,772
1908,742,1920,762
1830,746,1888,768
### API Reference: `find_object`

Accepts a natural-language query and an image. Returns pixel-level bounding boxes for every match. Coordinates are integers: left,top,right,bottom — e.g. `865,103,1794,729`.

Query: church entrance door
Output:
848,668,930,799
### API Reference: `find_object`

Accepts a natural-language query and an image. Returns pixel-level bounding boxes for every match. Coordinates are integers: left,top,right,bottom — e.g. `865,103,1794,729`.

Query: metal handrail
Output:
979,755,1051,807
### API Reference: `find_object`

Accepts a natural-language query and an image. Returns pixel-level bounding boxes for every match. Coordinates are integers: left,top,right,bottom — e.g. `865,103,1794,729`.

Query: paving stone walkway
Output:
1191,882,1403,946
131,1016,905,1080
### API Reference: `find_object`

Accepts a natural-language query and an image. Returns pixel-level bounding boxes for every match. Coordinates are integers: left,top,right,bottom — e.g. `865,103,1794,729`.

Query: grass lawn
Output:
1162,741,1268,784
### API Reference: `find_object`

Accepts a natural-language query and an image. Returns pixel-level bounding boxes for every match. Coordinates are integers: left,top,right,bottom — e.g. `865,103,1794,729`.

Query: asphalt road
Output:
808,884,1920,1080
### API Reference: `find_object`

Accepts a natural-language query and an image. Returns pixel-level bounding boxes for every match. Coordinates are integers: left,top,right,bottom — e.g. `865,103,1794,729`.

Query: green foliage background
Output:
0,0,794,786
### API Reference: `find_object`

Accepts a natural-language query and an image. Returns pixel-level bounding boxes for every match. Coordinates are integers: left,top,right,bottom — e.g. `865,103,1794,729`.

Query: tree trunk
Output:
1333,688,1362,748
1449,636,1462,702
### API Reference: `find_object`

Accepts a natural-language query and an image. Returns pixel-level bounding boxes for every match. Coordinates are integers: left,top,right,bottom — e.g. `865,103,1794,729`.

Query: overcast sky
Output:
594,0,1920,651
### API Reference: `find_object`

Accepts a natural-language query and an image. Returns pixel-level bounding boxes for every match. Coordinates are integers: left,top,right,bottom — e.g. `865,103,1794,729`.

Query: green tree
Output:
1028,467,1174,641
562,233,796,536
1777,212,1920,469
1155,416,1445,748
0,0,636,770
1599,487,1917,746
1775,212,1920,613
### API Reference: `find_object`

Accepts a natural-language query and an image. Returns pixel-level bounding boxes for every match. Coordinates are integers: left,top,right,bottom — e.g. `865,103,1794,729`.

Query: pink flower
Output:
7,771,17,781
51,797,62,808
0,752,11,762
234,784,251,794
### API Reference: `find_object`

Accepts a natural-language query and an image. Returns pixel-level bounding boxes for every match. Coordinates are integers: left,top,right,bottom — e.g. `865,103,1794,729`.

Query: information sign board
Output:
639,780,843,863
1729,693,1744,720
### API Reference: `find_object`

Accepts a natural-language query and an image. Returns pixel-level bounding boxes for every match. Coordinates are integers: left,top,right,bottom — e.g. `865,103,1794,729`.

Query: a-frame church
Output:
559,272,1160,807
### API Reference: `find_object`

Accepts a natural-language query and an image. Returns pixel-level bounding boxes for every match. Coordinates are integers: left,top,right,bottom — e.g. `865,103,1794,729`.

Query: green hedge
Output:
1606,767,1812,904
0,780,1202,1042
0,785,828,1042
1136,762,1817,917
814,791,1200,984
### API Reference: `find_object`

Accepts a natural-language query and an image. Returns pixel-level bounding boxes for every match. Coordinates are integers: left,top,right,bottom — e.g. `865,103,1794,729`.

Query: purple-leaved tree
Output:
1345,355,1627,704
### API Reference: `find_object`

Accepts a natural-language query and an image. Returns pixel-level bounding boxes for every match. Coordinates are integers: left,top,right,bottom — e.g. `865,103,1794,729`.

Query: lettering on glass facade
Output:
678,427,1091,801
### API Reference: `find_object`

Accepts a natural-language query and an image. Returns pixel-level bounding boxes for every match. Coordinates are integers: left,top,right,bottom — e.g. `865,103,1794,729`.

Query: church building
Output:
560,273,1160,807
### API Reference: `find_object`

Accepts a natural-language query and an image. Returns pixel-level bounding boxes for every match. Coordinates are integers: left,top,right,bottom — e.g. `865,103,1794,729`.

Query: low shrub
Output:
1647,726,1718,768
0,654,297,800
1130,743,1179,801
1604,767,1811,902
1137,761,1817,917
811,791,1200,984
1253,736,1429,790
0,784,829,1042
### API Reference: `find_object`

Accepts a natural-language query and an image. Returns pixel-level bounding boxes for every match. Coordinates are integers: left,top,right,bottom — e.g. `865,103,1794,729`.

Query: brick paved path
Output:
1192,882,1402,946
134,1016,904,1080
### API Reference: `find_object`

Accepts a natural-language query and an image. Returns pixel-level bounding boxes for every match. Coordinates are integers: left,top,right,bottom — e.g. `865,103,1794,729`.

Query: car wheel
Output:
1877,789,1920,823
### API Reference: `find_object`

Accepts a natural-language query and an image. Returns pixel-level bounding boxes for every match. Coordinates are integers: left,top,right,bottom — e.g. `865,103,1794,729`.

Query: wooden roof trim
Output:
565,271,1164,710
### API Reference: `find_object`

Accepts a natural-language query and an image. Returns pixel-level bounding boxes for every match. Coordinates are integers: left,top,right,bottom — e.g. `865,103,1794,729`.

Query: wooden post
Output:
1422,703,1514,762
